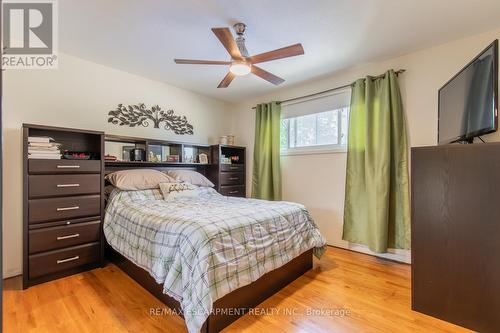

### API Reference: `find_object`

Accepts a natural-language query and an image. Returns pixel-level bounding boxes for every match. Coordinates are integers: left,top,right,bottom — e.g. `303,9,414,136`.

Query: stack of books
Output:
28,136,62,159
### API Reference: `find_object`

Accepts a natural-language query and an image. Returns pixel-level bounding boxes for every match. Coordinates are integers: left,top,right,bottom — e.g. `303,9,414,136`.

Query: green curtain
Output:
342,70,411,253
251,101,282,200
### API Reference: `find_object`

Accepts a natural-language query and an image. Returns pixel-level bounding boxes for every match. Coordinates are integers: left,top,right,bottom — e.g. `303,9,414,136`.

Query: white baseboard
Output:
3,268,22,279
329,241,412,264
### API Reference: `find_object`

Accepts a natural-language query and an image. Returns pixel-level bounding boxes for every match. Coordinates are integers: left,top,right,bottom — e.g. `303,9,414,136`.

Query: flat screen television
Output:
438,40,498,144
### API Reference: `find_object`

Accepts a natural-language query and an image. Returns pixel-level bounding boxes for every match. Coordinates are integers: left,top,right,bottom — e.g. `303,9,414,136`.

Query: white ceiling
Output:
59,0,500,102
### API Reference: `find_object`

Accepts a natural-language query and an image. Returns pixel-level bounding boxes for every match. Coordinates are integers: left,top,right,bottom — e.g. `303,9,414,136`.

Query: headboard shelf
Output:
104,134,210,164
105,161,212,167
105,134,209,147
104,136,246,198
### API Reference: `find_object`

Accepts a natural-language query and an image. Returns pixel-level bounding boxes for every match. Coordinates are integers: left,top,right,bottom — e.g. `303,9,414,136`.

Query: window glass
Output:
281,107,350,152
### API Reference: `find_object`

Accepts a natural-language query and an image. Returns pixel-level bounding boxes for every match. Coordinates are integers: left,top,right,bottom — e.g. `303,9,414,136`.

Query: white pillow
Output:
164,169,214,187
159,182,199,201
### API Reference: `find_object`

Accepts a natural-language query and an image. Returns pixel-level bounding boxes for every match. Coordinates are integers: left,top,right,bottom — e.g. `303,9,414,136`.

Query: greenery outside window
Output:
282,109,351,157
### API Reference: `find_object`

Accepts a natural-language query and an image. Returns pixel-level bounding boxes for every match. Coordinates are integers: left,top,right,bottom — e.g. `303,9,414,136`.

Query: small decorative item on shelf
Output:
220,135,235,145
219,135,228,145
184,147,195,163
221,155,231,164
131,148,145,161
105,154,117,161
149,151,161,162
230,156,240,163
62,151,92,160
198,153,208,164
27,136,62,159
122,146,135,161
166,155,180,162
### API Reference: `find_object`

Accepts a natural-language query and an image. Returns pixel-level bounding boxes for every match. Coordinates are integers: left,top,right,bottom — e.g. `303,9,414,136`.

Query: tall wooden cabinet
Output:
411,143,500,332
23,124,105,288
209,145,246,197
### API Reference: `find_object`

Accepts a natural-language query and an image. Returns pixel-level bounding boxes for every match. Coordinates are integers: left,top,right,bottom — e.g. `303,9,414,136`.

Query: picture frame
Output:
198,153,208,164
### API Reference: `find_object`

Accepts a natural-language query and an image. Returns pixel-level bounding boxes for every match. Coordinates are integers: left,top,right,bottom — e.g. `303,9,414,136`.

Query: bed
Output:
103,167,326,333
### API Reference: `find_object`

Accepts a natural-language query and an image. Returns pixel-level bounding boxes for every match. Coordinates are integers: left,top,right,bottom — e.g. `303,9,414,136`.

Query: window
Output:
280,89,350,154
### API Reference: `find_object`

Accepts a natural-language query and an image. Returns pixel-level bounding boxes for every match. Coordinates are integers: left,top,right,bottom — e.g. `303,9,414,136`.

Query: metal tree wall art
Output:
108,103,194,135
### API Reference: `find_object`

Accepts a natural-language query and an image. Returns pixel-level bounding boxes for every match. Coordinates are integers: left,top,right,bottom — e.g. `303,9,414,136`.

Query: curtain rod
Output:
251,69,405,109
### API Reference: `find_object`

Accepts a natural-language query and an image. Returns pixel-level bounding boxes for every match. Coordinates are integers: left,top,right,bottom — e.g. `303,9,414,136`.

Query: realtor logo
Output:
2,0,58,69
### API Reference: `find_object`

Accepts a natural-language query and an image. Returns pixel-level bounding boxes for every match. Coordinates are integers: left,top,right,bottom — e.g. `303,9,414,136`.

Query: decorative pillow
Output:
159,182,199,200
164,169,214,187
105,169,176,190
104,184,116,198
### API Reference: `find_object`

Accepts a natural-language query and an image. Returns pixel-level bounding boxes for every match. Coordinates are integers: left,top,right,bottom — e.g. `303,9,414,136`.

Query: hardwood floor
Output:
3,247,472,333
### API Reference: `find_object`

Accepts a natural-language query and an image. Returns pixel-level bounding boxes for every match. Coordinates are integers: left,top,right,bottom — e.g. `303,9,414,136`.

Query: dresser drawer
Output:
29,242,99,279
221,164,245,172
220,185,246,197
29,174,101,198
29,159,101,174
29,220,100,254
29,195,101,224
220,172,245,186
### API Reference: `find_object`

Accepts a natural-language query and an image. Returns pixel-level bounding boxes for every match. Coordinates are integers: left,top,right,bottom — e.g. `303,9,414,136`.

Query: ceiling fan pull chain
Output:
234,22,249,57
236,36,249,57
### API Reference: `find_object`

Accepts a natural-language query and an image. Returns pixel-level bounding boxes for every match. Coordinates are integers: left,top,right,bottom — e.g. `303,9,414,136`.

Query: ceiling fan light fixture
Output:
229,62,251,76
173,24,304,87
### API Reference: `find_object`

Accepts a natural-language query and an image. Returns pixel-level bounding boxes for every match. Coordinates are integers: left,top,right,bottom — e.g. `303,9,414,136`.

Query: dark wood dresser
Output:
411,143,500,332
209,145,246,197
23,124,104,288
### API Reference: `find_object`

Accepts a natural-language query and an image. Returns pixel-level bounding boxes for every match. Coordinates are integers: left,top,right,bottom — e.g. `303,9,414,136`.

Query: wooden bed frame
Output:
107,245,312,333
104,160,314,332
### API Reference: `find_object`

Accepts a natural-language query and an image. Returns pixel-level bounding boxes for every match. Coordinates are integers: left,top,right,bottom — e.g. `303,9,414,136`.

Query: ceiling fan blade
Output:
211,27,242,60
217,72,236,88
249,43,304,64
174,59,231,65
251,66,285,85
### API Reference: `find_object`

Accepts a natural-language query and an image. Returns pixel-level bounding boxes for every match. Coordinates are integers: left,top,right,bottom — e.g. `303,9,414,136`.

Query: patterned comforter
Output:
103,187,326,333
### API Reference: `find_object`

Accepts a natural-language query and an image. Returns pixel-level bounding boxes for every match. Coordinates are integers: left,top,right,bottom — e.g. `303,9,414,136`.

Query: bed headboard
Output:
104,134,214,181
103,135,246,197
104,162,204,175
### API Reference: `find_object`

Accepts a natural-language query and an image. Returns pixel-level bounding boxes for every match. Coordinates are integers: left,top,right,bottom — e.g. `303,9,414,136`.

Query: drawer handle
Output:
230,166,239,170
57,206,80,211
57,183,80,188
229,191,239,194
57,165,80,169
56,256,80,264
229,177,239,180
57,233,80,240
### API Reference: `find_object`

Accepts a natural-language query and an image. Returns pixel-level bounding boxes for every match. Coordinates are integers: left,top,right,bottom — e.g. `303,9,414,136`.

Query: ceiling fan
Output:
174,23,304,88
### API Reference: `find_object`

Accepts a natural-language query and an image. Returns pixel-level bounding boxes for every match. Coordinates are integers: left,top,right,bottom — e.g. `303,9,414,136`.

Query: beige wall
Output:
4,27,500,275
2,53,234,278
232,28,500,263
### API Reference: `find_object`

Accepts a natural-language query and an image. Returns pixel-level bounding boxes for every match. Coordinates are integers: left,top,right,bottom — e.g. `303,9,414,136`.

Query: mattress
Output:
104,187,326,333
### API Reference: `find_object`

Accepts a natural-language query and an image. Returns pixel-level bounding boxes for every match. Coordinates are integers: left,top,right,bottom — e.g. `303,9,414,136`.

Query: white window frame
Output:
281,107,349,156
